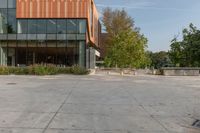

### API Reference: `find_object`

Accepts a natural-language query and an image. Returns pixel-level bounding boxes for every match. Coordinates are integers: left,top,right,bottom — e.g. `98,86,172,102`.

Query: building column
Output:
86,47,96,69
79,41,85,68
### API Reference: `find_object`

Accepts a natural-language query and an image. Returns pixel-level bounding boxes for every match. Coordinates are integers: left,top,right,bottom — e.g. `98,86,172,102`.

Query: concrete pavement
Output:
0,75,199,133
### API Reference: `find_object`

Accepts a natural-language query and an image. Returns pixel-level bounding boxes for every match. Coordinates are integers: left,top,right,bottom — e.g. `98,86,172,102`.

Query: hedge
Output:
0,65,89,75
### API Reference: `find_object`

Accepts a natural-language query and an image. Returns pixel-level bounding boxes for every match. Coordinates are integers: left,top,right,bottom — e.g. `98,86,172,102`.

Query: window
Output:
8,0,16,8
0,0,7,8
67,19,78,34
0,9,7,33
47,19,57,34
28,19,37,34
8,9,17,33
78,19,86,34
37,19,46,34
17,19,28,34
57,19,66,34
66,40,78,65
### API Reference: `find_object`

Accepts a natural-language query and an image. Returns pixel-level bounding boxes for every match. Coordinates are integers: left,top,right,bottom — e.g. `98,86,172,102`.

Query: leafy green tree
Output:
169,38,183,67
148,51,171,69
169,23,200,67
102,8,150,68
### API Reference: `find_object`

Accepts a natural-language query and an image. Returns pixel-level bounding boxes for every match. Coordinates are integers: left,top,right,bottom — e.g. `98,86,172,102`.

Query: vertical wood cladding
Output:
17,0,89,18
16,0,100,46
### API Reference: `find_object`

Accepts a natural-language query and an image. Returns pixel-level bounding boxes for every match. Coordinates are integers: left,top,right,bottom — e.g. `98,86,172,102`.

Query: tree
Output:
102,8,134,39
169,23,200,67
169,38,183,67
148,51,171,69
102,8,149,68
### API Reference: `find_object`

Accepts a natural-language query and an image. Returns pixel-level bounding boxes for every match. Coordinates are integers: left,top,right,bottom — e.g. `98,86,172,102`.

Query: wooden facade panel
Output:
17,0,89,18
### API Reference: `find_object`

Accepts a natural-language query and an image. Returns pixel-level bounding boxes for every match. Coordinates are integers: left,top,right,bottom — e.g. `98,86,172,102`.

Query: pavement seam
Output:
134,99,170,133
41,81,78,133
122,83,170,133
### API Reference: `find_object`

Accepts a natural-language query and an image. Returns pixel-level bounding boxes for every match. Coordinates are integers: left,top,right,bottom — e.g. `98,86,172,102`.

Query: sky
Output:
94,0,200,52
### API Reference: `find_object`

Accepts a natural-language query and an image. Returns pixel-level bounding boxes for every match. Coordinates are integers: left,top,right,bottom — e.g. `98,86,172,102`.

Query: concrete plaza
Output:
0,75,199,133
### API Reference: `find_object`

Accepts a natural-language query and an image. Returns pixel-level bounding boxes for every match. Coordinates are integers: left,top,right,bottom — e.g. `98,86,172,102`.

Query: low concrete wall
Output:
161,67,200,76
95,68,153,76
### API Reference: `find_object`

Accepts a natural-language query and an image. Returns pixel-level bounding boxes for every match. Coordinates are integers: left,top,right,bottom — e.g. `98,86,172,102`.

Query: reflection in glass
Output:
78,20,86,33
67,19,78,34
47,19,57,34
17,20,28,34
8,9,17,33
0,9,7,33
8,0,16,8
57,19,66,34
67,40,78,65
0,0,7,8
37,19,46,34
28,19,37,34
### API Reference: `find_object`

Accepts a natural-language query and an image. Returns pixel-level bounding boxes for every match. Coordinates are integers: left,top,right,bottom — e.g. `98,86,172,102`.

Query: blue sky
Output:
95,0,200,52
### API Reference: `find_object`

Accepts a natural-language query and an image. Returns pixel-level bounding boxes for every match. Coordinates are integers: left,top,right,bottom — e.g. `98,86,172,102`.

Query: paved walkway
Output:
0,75,200,133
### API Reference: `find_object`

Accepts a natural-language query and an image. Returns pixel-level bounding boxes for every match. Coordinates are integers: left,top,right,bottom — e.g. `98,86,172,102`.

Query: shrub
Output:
14,67,29,75
57,67,71,74
32,65,48,75
0,65,89,75
0,66,9,75
70,65,89,75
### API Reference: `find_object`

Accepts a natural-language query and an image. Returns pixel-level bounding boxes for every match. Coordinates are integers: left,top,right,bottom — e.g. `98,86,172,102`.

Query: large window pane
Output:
37,19,46,34
8,9,17,33
47,19,57,34
28,19,37,34
8,0,16,8
47,34,56,40
17,19,28,34
57,19,66,34
67,40,78,65
78,19,86,34
0,9,7,33
67,19,78,34
0,0,7,8
47,41,56,47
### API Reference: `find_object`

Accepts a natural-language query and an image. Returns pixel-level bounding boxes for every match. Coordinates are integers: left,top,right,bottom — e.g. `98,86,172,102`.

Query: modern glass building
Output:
0,0,100,68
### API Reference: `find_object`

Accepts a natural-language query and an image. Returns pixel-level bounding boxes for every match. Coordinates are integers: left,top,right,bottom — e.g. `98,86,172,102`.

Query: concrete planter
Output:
161,67,200,76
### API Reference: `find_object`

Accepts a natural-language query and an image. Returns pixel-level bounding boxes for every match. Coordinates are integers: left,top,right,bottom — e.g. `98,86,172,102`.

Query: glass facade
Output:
0,1,87,67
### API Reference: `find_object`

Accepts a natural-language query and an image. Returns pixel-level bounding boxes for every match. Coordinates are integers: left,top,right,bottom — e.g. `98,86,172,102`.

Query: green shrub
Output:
0,65,88,75
70,65,89,75
14,67,29,75
0,66,9,75
32,65,49,75
57,67,71,74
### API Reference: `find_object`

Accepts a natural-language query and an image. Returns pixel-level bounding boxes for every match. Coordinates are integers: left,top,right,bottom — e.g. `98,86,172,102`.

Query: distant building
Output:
0,0,101,68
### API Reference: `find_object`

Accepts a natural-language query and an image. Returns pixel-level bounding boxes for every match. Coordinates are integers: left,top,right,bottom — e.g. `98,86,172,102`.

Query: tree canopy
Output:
102,8,149,68
169,23,200,67
148,51,171,69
